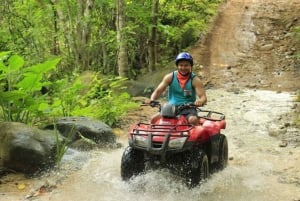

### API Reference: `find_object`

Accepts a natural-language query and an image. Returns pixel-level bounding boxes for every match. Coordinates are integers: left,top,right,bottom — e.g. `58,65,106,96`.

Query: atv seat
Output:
161,103,177,118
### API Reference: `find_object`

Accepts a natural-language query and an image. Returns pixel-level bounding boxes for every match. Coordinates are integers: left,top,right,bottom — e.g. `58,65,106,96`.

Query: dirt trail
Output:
192,0,300,91
193,0,251,68
1,0,300,200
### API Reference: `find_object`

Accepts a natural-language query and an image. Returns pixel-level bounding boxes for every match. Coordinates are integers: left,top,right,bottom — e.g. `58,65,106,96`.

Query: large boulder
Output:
0,117,117,174
0,122,56,174
44,116,116,146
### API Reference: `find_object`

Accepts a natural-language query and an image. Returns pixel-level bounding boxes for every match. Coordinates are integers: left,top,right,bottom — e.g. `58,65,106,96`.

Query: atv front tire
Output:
121,146,145,181
186,151,209,188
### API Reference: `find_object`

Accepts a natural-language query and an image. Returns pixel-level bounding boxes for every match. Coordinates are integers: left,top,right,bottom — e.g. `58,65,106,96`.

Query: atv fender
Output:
202,120,222,135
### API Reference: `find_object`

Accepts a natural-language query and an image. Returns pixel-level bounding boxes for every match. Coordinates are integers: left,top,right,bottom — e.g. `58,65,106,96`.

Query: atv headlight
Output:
168,137,187,149
134,135,148,147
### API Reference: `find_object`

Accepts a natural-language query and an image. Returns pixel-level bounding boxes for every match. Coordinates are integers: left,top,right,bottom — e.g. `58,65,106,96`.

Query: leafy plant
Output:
94,92,137,126
48,72,138,126
0,51,60,124
0,52,138,127
50,76,86,117
54,123,76,165
72,76,139,126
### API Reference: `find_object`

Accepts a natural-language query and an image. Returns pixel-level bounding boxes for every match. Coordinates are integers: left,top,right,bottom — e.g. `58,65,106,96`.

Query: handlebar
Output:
176,103,198,111
141,101,225,121
141,100,161,108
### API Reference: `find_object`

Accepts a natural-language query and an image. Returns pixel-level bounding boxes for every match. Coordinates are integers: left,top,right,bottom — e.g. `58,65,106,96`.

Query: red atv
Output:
120,101,228,187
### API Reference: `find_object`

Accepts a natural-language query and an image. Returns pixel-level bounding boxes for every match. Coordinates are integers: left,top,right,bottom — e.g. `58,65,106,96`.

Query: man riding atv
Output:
145,52,207,125
121,52,228,188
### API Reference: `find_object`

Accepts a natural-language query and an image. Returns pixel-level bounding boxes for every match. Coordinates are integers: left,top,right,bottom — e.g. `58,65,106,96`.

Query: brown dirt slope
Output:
191,0,300,92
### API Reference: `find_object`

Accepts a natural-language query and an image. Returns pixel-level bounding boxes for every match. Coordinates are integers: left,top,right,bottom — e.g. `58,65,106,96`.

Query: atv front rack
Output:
129,123,194,158
131,123,193,137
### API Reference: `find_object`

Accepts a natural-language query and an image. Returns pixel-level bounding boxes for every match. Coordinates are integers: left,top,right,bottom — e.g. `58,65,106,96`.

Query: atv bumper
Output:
129,133,196,162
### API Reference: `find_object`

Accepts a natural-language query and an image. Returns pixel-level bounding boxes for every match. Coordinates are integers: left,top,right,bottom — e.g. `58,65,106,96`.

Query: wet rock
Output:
279,140,288,147
267,123,287,137
226,87,241,94
246,83,257,88
260,44,274,51
0,122,57,174
70,139,98,151
44,116,116,145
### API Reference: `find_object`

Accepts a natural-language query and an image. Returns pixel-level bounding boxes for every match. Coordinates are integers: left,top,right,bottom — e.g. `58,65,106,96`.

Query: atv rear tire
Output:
187,151,209,188
121,146,145,181
216,134,228,170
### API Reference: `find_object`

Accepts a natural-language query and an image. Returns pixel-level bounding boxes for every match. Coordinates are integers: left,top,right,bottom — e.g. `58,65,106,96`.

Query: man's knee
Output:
151,113,161,124
188,116,199,125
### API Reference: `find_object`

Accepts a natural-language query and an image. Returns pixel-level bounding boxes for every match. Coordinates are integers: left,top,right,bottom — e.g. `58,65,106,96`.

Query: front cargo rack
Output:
130,123,194,137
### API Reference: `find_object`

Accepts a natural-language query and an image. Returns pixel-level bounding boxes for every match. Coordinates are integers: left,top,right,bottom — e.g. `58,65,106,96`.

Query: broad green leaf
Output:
28,58,61,74
38,102,51,112
0,90,27,102
17,74,42,92
0,51,11,59
8,55,24,71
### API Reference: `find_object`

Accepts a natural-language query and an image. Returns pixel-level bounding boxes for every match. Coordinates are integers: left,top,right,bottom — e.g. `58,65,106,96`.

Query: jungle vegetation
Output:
0,0,222,126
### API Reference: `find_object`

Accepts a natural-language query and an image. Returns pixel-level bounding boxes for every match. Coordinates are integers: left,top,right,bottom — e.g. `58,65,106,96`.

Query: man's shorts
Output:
177,108,197,120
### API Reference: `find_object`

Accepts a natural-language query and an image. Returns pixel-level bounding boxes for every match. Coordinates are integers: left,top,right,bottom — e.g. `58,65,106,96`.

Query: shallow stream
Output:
1,89,300,201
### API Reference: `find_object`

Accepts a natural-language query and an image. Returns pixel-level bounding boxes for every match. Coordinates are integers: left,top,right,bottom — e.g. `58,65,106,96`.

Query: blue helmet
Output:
175,52,193,66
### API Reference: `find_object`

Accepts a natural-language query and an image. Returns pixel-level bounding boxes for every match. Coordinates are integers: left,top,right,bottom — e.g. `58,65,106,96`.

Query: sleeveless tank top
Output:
168,71,196,105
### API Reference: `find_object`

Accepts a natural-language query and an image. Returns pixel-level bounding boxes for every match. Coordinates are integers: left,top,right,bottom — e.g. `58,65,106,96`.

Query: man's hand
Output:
195,99,206,107
144,99,152,104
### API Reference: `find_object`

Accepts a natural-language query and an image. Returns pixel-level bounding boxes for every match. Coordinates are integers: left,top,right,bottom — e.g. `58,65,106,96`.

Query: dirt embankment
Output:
191,0,300,92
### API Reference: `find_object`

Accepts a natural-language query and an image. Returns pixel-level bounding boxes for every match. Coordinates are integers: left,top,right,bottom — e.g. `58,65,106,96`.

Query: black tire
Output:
216,134,228,170
121,146,145,181
186,151,209,188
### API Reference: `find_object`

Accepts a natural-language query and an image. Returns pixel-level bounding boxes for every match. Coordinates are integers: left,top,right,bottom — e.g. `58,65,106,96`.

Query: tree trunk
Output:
50,0,60,55
76,0,93,71
148,0,159,72
116,0,128,77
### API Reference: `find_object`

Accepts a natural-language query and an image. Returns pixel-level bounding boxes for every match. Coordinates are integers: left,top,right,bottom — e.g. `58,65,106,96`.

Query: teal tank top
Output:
168,71,196,105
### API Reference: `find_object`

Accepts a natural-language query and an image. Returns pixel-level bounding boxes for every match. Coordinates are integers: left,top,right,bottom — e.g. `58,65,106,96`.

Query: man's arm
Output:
193,77,207,107
150,73,173,101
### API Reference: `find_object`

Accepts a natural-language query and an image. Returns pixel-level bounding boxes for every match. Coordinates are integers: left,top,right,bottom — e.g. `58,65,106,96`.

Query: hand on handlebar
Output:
194,100,206,107
143,99,160,107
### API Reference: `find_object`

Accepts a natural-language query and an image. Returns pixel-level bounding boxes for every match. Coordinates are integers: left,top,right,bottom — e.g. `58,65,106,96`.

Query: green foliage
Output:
0,52,138,127
297,89,300,102
0,52,60,124
0,0,222,77
0,1,54,64
48,72,138,126
93,92,137,126
50,77,86,117
158,0,221,56
296,26,300,60
54,123,75,165
70,76,138,126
